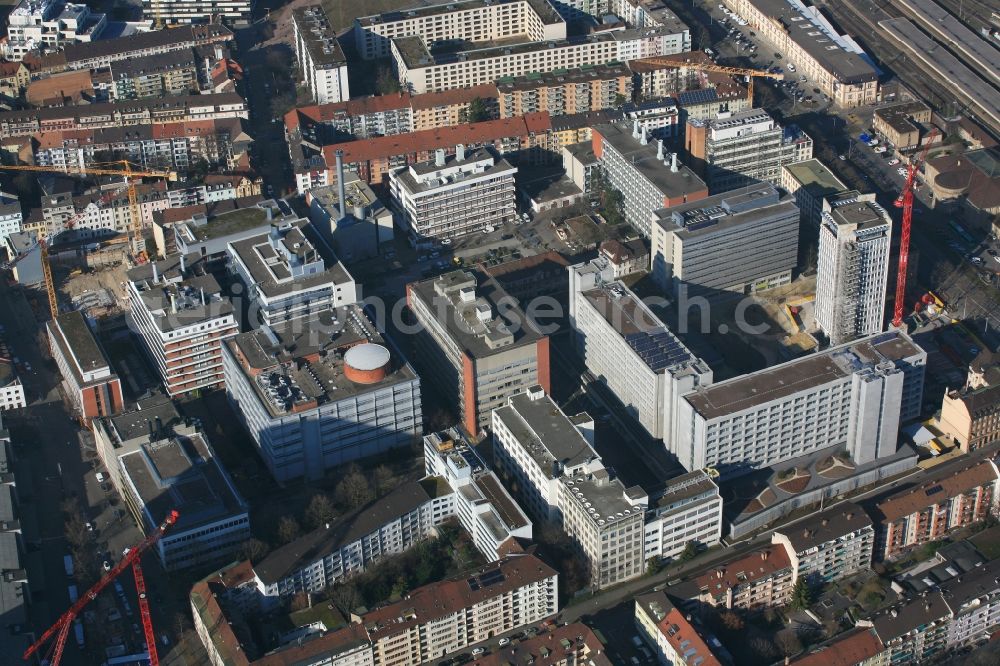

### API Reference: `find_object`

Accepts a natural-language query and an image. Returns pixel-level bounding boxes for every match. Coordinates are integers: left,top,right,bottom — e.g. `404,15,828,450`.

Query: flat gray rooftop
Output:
292,6,347,67
826,198,890,232
106,397,182,443
594,123,707,200
493,392,595,472
783,158,847,197
655,184,798,239
128,254,233,333
51,310,111,380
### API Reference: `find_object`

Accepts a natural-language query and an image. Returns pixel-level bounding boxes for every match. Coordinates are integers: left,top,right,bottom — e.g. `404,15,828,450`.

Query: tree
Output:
678,541,699,562
719,610,744,632
614,93,627,107
749,636,778,661
646,557,663,575
791,577,814,610
239,538,269,563
776,631,803,657
376,66,401,95
462,97,490,123
277,516,302,544
330,582,360,615
373,465,395,495
290,592,311,612
391,575,409,599
304,493,336,529
335,466,374,510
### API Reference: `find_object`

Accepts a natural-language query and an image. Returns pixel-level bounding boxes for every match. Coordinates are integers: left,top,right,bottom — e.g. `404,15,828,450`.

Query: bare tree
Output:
330,583,360,616
277,516,302,544
335,467,374,510
776,631,803,658
304,493,336,529
239,538,269,563
373,465,395,495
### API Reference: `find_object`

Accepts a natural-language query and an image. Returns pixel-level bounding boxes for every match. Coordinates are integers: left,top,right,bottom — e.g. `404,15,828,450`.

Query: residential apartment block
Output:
56,23,232,72
873,457,999,561
780,158,848,228
92,399,250,571
697,545,794,610
142,0,252,25
424,428,533,560
406,270,549,435
475,623,612,666
292,6,349,105
789,628,885,666
222,307,422,483
492,388,649,588
390,147,517,241
126,252,240,396
0,193,23,248
815,192,892,346
251,481,438,603
938,382,1000,454
4,0,106,61
569,258,712,442
643,470,724,562
227,220,358,327
676,330,926,478
771,503,874,585
592,122,708,237
635,592,725,666
0,92,247,139
684,108,813,192
723,0,879,107
46,311,123,422
354,0,568,60
497,63,633,118
109,50,198,100
868,591,952,664
650,183,800,298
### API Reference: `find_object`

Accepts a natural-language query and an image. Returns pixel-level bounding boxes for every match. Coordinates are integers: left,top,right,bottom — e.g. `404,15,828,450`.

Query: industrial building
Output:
305,169,394,262
815,192,892,346
650,183,800,298
222,306,422,483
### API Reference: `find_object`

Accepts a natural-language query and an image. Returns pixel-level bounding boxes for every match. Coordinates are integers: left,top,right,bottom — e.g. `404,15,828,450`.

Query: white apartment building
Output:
643,470,723,562
685,108,814,193
492,388,649,588
392,24,689,95
222,307,422,483
227,220,358,327
141,0,252,25
676,330,926,478
251,481,439,605
41,184,169,243
354,0,568,60
126,253,239,396
0,194,22,248
92,400,250,571
4,0,106,61
651,184,801,298
592,123,708,237
939,559,1000,652
0,363,26,411
815,192,892,346
424,429,533,560
389,147,517,241
292,6,350,105
771,503,874,585
568,258,712,442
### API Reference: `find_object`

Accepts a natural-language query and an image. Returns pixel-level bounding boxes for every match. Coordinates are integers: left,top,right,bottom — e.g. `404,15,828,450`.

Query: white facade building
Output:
292,6,350,105
492,388,649,588
222,307,422,483
568,258,712,442
4,0,106,61
815,192,892,346
771,502,874,585
676,330,926,478
141,0,252,25
0,363,26,411
389,147,517,241
643,470,723,562
0,194,23,247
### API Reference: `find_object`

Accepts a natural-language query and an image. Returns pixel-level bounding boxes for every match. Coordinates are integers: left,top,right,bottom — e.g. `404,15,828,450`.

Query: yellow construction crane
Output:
637,58,784,106
0,160,176,319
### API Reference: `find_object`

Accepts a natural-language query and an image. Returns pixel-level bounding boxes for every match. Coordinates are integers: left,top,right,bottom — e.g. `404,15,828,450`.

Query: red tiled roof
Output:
875,458,999,522
0,62,24,76
409,83,499,109
791,628,884,666
322,113,551,164
696,544,792,593
657,608,722,666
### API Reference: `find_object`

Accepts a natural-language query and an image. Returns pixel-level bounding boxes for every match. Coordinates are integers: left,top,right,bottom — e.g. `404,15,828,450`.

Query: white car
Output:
498,638,510,647
440,238,452,245
897,167,908,176
888,159,900,166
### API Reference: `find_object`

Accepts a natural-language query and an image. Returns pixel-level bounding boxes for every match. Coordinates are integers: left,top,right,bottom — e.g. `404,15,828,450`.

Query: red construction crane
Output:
24,510,180,666
892,128,938,328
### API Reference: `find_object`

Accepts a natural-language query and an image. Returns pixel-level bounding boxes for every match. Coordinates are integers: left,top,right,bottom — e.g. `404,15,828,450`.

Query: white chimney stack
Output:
179,253,186,274
435,148,446,167
632,119,640,139
656,138,664,161
670,152,678,173
456,143,466,161
200,288,205,305
335,149,347,221
152,261,159,283
169,291,177,314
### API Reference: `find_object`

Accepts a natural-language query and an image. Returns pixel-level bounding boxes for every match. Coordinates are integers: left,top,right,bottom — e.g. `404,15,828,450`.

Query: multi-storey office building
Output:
569,258,712,441
650,183,800,298
355,0,568,60
0,92,247,139
4,0,106,61
227,220,358,327
109,50,199,100
292,6,349,105
92,400,250,571
723,0,879,107
780,158,848,228
424,429,533,560
939,382,1000,453
171,199,285,258
873,457,999,561
815,192,892,346
872,101,931,150
252,481,438,603
389,147,517,241
771,503,873,585
696,545,794,610
46,311,123,422
497,63,633,118
592,122,708,237
56,23,232,72
676,330,926,478
392,24,689,95
492,388,649,588
223,306,422,483
643,470,723,563
685,108,813,192
406,270,549,435
635,592,725,666
142,0,252,25
126,253,239,396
